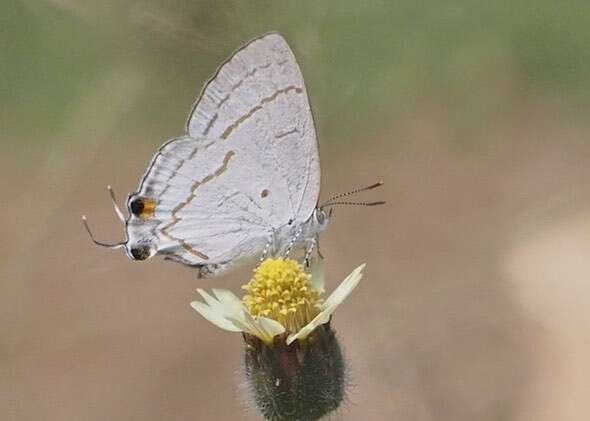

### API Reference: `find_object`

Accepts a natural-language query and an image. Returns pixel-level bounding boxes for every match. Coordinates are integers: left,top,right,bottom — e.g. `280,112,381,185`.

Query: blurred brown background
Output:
3,1,590,420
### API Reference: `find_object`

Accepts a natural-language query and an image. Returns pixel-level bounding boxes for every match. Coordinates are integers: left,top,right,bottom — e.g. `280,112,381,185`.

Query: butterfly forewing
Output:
186,32,320,222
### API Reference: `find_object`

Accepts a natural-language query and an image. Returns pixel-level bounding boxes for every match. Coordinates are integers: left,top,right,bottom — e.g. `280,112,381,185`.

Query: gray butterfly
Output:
83,33,382,277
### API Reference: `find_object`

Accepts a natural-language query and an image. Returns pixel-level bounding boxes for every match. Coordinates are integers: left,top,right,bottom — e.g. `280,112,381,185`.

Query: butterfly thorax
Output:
271,208,329,256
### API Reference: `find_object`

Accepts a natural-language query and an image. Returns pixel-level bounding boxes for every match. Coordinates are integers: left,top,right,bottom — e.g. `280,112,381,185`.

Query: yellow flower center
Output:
242,258,323,333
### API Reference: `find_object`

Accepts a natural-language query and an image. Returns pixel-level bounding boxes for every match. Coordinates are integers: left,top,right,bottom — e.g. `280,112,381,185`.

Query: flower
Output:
190,258,364,345
191,258,365,421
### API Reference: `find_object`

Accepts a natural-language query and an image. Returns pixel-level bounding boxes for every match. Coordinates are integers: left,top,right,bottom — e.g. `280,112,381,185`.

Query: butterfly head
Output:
312,207,331,231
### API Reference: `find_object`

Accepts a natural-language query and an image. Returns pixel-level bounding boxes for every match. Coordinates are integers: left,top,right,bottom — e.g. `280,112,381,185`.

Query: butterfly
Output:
83,32,383,277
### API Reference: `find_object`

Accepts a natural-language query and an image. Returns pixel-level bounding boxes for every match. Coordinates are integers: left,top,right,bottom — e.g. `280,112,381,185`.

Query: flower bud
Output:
243,321,346,421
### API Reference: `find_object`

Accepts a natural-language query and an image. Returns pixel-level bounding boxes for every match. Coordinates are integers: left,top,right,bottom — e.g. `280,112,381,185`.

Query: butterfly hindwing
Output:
127,136,272,266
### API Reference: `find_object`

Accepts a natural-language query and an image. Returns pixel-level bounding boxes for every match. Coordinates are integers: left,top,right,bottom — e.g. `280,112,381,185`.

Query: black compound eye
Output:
130,198,144,216
130,246,151,261
316,210,325,224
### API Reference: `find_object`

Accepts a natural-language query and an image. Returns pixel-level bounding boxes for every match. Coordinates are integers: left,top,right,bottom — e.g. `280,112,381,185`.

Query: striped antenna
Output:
320,181,384,209
321,200,386,208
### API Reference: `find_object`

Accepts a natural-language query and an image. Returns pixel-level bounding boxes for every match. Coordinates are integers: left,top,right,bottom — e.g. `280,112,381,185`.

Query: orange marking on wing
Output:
139,198,157,220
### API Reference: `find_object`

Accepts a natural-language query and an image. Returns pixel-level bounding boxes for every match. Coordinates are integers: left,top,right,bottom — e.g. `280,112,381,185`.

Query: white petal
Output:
243,311,285,343
197,288,241,319
226,310,285,344
193,288,285,343
321,263,365,311
225,315,259,337
227,313,269,342
196,288,221,308
193,288,252,333
240,309,265,336
287,264,365,346
257,316,286,338
309,257,325,292
211,288,243,308
190,301,242,332
286,306,332,345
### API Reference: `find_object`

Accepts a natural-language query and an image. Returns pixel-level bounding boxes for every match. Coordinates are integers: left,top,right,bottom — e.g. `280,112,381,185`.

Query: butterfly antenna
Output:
81,215,126,249
320,181,384,208
107,185,126,223
321,200,386,208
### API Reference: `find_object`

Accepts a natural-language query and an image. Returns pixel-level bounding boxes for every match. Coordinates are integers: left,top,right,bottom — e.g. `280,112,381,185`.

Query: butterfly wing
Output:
125,136,277,271
186,32,320,223
125,33,320,275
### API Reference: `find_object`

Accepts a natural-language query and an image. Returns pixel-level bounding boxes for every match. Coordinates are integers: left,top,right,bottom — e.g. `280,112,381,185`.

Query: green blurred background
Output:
3,1,590,420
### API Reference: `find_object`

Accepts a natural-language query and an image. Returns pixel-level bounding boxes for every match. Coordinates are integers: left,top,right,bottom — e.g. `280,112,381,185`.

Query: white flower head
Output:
190,258,365,345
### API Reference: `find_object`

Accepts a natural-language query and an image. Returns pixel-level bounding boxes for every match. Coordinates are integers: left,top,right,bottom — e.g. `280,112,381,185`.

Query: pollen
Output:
242,258,323,333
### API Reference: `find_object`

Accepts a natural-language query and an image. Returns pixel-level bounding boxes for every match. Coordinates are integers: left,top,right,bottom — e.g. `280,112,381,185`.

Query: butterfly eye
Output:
316,209,326,225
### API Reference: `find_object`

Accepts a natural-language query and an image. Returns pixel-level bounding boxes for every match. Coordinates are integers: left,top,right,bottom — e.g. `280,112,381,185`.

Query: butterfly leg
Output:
258,235,274,264
283,226,303,258
303,238,317,268
315,234,324,259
